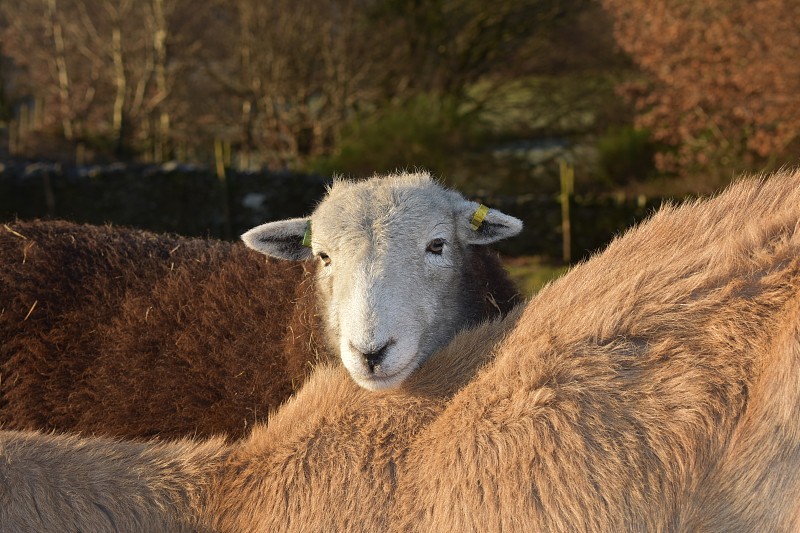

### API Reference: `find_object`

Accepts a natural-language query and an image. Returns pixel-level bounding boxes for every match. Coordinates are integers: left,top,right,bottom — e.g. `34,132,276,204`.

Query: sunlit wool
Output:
4,170,798,531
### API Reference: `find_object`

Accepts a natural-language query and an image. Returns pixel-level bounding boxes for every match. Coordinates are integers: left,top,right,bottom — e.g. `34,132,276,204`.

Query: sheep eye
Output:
426,238,445,255
318,252,331,266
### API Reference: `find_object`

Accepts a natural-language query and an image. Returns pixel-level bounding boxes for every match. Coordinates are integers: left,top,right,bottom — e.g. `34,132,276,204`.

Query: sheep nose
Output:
351,340,394,373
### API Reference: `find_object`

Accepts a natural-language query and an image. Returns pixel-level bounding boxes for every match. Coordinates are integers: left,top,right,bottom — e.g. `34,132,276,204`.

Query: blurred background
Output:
1,0,798,293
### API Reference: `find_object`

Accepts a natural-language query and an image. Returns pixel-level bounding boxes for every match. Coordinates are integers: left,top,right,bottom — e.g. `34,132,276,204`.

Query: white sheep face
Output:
242,172,522,390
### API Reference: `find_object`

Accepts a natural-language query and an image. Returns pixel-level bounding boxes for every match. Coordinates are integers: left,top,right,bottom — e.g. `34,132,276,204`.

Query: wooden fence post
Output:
9,119,17,155
76,143,86,166
18,104,29,155
559,159,574,264
214,139,232,240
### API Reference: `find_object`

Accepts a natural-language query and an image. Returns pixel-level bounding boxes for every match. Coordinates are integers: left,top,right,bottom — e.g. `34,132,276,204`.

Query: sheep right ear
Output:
457,201,523,245
241,218,313,260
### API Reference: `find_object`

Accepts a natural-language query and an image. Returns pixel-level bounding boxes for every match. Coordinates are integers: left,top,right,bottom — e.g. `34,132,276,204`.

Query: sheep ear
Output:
241,218,313,260
458,201,523,245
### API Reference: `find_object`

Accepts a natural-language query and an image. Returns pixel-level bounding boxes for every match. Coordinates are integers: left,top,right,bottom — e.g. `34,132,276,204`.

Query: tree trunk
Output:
45,0,75,140
111,24,127,155
152,0,170,161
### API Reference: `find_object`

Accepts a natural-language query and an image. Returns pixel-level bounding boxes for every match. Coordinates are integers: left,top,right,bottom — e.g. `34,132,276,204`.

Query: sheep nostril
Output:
351,340,395,373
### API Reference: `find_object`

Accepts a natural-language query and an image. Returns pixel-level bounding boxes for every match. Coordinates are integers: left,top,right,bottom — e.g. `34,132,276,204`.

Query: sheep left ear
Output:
458,201,523,245
241,218,313,260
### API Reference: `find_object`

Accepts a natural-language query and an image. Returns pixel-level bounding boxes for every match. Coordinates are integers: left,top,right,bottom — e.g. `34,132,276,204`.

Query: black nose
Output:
351,340,395,373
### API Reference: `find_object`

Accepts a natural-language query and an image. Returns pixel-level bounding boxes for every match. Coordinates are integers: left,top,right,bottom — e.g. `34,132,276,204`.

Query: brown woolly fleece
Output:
392,169,800,531
0,221,321,439
0,220,518,440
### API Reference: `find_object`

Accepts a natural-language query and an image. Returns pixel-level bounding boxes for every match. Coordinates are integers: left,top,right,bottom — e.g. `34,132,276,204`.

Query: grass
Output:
502,256,570,298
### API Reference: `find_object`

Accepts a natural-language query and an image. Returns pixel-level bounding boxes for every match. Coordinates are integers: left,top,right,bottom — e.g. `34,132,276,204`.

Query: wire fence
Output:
1,160,665,262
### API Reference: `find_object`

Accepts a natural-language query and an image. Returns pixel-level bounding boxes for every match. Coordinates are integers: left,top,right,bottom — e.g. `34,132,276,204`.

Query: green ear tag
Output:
470,204,490,231
301,221,312,247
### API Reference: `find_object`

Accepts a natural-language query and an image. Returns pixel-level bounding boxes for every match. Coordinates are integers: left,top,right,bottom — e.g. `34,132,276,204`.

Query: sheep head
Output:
242,171,522,390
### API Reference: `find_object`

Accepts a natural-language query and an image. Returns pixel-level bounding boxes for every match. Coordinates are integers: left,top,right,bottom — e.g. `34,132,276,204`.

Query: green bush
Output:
310,94,484,179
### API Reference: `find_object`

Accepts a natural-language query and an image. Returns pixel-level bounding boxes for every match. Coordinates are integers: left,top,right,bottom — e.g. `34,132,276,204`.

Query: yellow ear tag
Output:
301,220,312,247
470,204,490,231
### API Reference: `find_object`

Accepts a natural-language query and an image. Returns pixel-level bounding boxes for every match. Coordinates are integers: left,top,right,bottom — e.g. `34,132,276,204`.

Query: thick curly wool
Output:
0,221,324,440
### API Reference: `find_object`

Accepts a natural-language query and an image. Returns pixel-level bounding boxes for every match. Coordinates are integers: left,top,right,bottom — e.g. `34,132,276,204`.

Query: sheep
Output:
3,170,800,532
392,169,800,532
241,170,523,389
0,172,521,439
0,220,319,440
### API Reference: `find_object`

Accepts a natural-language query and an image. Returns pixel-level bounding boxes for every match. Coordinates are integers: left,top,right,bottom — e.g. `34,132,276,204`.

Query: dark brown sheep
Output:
0,220,320,440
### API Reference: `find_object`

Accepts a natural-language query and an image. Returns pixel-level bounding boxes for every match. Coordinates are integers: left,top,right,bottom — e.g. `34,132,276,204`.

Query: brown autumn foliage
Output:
601,0,800,175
